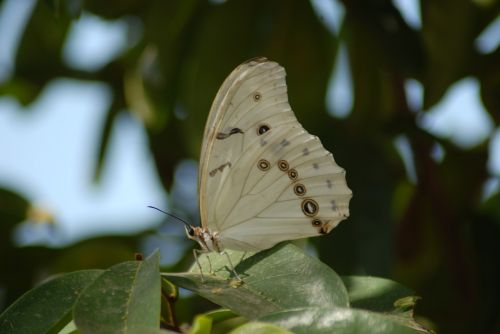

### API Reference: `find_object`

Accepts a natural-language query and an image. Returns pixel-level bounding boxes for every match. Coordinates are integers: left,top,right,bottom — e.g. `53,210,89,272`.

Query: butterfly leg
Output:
192,249,206,282
221,251,242,281
206,255,214,274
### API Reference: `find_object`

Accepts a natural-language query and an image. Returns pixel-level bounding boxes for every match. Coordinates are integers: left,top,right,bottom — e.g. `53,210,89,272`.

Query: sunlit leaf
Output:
341,275,415,312
0,270,102,334
229,322,292,334
259,307,429,334
163,243,349,319
74,251,161,333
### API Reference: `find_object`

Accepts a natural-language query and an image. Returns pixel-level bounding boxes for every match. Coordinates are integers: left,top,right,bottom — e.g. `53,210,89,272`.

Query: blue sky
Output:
0,0,166,244
0,0,499,246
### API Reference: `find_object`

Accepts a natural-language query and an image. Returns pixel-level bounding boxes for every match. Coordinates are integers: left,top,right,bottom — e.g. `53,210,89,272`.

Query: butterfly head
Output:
184,225,198,242
147,206,222,252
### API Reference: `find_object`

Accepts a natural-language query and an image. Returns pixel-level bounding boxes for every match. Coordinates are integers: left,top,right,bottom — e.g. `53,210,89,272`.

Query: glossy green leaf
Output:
57,320,77,334
189,314,213,334
202,309,238,322
0,270,103,334
74,251,161,333
341,275,415,312
259,307,429,334
163,243,349,319
229,322,292,334
202,309,247,334
342,276,429,332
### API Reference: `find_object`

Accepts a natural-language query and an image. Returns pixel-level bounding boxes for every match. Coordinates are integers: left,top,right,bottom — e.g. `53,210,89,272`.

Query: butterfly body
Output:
192,57,352,254
187,226,223,252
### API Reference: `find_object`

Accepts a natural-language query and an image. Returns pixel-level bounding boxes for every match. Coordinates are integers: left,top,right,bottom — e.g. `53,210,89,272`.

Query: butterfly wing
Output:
199,58,352,251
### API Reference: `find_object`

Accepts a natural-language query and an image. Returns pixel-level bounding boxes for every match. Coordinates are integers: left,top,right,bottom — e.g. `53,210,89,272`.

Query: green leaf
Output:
202,309,238,322
200,309,247,334
57,320,77,334
229,322,293,334
163,243,349,319
0,270,103,334
74,251,161,333
185,309,247,334
341,276,415,312
341,276,430,332
160,277,178,329
259,307,428,334
189,314,213,334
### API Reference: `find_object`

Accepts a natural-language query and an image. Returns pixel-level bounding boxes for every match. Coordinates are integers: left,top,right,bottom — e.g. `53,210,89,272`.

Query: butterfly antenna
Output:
147,206,192,228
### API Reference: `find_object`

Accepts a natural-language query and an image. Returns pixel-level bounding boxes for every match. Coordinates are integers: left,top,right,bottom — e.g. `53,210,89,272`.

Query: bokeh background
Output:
1,0,499,333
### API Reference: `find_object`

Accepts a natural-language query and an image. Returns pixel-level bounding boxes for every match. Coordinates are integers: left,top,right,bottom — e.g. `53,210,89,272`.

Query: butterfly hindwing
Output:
199,58,352,251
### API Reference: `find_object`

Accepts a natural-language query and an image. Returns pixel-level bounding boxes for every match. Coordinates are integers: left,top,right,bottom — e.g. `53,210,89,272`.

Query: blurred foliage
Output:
1,0,500,333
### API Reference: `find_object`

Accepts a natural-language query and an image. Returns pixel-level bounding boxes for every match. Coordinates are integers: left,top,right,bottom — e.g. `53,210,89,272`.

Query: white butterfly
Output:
157,57,352,279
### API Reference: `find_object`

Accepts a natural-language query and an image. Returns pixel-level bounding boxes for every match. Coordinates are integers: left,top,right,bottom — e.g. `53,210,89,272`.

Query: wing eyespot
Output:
257,159,270,171
294,183,306,196
253,92,262,101
302,198,319,217
257,124,270,135
288,169,298,180
311,219,322,227
278,159,289,171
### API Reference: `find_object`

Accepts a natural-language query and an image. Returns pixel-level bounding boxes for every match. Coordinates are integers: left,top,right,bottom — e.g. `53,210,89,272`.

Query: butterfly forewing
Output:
199,58,352,251
199,58,292,229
